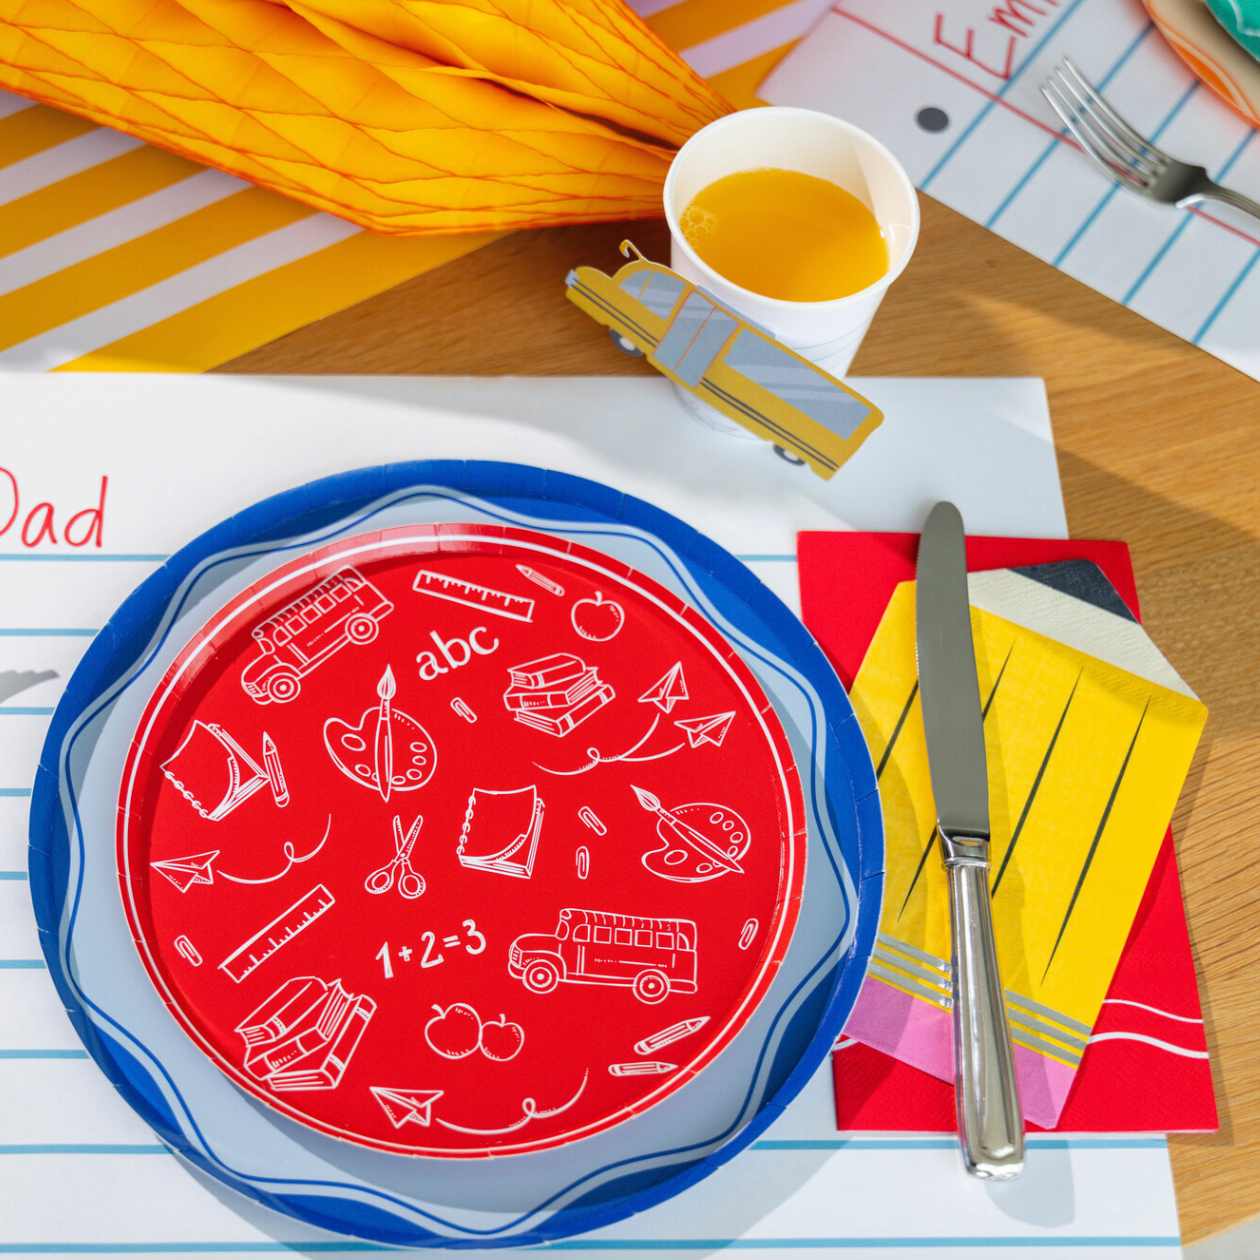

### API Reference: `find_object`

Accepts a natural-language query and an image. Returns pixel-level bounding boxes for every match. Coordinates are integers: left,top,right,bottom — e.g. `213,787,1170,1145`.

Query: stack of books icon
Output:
236,976,375,1092
503,653,614,737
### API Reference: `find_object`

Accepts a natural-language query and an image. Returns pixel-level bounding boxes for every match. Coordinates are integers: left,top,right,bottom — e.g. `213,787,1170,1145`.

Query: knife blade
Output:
916,501,1024,1180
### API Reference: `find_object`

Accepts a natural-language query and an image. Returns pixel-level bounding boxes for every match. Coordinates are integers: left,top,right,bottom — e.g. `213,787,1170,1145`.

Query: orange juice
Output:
679,168,888,302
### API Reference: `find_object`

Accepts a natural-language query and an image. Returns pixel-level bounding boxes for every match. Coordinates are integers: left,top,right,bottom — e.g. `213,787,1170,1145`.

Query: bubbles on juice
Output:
679,203,717,242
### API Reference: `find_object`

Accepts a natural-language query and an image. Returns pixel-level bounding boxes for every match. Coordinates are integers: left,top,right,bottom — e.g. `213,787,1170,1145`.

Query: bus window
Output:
573,924,589,942
614,928,633,946
636,930,653,947
556,922,569,941
344,572,363,590
676,931,691,950
285,614,304,636
316,594,335,612
656,932,673,948
594,926,612,944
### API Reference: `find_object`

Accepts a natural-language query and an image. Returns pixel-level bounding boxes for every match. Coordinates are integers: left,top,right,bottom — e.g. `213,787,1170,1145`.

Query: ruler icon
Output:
412,569,535,622
218,884,335,983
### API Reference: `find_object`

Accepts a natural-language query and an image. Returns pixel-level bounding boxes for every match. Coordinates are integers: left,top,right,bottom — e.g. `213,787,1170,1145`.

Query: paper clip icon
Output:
578,807,606,835
174,935,202,966
451,697,477,724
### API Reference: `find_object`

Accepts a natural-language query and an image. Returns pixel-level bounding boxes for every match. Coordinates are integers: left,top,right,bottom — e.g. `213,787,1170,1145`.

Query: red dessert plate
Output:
117,524,806,1158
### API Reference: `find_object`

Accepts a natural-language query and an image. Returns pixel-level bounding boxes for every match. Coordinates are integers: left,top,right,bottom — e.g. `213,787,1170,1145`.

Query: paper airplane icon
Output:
151,851,220,893
371,1086,444,1129
639,663,688,714
674,711,735,749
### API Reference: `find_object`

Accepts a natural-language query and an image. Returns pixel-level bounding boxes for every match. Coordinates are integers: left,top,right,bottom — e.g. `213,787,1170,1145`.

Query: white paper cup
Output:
663,107,919,419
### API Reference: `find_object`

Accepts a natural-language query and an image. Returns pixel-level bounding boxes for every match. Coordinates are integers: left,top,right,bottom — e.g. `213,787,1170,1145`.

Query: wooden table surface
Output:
219,195,1260,1248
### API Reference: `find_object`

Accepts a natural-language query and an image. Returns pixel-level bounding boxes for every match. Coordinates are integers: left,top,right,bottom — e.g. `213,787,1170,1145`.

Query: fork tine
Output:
1052,68,1162,179
1041,80,1146,193
1050,77,1158,186
1061,58,1169,167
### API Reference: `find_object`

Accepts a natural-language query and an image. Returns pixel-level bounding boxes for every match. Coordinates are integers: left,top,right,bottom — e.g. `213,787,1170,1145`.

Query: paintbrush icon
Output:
374,665,396,804
631,785,744,875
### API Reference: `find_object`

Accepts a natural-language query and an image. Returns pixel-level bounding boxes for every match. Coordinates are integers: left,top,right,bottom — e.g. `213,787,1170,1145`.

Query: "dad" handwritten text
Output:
0,468,107,548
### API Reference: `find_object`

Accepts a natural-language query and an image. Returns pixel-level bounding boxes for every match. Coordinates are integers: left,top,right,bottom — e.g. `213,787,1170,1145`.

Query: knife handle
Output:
941,831,1025,1180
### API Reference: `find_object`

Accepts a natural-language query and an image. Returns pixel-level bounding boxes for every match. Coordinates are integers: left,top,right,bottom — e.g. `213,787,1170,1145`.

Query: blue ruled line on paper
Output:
0,554,167,563
1124,129,1257,305
986,22,1154,231
0,871,28,880
545,1239,1182,1250
921,0,1093,191
0,1050,88,1058
0,1145,169,1155
0,708,54,716
1195,248,1260,343
0,1242,1185,1253
0,1249,390,1255
0,960,45,969
735,555,797,563
1053,80,1201,267
752,1137,1166,1151
0,629,97,636
0,788,32,797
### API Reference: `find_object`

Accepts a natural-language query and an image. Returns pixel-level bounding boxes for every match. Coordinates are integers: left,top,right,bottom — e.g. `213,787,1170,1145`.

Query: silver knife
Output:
916,501,1024,1180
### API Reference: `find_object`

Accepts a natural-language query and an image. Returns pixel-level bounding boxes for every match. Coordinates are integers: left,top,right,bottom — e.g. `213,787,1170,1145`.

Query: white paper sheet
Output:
761,0,1260,381
0,373,1181,1257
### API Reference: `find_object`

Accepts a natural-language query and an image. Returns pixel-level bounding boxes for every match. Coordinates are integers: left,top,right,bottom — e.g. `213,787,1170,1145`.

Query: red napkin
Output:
798,531,1217,1133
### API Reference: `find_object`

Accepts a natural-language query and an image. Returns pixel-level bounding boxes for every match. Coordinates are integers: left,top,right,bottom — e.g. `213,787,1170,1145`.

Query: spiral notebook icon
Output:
457,786,544,879
161,720,268,821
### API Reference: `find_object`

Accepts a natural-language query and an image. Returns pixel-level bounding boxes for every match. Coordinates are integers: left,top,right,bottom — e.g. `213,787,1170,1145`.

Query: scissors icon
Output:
365,814,425,899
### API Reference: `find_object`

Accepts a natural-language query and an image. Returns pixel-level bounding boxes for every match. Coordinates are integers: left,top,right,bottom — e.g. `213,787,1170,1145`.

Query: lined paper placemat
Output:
0,372,1183,1255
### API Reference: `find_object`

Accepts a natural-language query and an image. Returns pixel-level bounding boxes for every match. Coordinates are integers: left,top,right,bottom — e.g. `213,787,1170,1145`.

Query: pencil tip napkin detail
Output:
0,0,732,235
844,562,1207,1129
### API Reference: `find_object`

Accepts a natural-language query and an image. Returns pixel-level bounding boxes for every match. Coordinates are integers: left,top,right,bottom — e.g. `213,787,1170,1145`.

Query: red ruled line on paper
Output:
829,5,1260,249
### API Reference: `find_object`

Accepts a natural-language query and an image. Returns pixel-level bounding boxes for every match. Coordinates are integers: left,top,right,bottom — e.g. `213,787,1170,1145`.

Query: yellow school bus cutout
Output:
565,243,884,479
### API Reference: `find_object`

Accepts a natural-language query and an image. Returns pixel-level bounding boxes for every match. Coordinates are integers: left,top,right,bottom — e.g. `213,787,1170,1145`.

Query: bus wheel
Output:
773,445,807,467
345,614,379,645
609,328,644,357
633,969,670,1004
266,673,301,704
522,959,560,995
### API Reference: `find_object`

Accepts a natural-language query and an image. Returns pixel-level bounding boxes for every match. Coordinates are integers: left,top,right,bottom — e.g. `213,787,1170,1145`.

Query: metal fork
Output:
1041,59,1260,225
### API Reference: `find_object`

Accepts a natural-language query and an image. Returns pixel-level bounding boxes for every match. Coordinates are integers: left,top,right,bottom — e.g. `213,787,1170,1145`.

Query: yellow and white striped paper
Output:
0,0,830,373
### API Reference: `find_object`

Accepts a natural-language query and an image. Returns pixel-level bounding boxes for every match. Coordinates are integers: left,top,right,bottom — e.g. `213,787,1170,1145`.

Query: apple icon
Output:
480,1014,525,1062
571,591,625,642
425,1003,483,1059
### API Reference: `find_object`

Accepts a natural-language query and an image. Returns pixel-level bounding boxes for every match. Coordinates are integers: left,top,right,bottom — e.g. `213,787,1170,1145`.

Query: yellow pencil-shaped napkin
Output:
845,563,1207,1125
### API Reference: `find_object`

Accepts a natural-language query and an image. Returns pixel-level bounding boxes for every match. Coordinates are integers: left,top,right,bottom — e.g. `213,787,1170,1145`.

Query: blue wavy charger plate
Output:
28,461,883,1248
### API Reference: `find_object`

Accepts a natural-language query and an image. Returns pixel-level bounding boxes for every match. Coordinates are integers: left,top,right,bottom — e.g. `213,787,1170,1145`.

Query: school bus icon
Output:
509,907,697,1005
240,567,393,705
564,243,884,480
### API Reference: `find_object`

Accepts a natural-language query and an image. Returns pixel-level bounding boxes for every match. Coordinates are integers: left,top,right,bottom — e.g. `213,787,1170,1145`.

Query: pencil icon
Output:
261,733,289,808
609,1061,676,1077
516,565,565,597
633,1016,710,1056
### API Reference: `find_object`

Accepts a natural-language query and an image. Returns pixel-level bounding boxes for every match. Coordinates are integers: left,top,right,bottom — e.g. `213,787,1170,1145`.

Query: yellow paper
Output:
852,581,1206,1066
